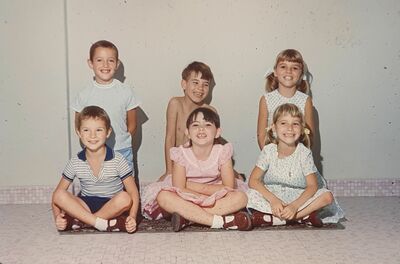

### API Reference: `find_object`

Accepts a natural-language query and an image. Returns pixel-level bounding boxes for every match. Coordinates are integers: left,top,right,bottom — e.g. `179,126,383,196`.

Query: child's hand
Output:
270,198,284,218
125,215,137,233
55,212,67,231
281,204,298,220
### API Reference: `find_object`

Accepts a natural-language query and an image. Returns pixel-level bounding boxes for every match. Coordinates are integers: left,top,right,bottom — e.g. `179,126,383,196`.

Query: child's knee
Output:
114,192,132,210
230,191,248,207
156,191,171,208
52,189,69,205
323,192,334,205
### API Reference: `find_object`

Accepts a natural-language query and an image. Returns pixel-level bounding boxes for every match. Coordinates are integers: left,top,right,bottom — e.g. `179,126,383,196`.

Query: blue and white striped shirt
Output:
62,145,133,198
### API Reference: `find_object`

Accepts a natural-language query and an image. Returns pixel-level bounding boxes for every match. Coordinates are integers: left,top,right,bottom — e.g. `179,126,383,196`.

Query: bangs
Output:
275,49,304,67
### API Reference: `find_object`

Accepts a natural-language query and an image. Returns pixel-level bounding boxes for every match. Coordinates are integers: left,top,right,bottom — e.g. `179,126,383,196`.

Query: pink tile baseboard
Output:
0,179,398,204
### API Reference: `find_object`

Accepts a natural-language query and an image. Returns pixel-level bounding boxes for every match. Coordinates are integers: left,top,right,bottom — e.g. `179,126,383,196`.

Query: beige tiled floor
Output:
0,197,399,264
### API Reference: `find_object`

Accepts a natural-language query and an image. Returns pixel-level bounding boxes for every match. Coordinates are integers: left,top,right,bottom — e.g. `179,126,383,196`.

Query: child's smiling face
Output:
274,60,302,90
186,112,220,147
88,47,119,84
77,117,111,152
273,113,302,148
181,72,210,104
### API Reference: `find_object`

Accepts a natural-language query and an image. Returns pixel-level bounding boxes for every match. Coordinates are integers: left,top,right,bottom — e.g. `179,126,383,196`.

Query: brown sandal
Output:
223,211,252,231
106,215,127,232
171,213,191,232
302,211,323,227
250,210,273,227
63,214,86,231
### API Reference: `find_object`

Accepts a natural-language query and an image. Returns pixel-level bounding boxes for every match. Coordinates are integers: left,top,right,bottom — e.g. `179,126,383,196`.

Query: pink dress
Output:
141,143,248,220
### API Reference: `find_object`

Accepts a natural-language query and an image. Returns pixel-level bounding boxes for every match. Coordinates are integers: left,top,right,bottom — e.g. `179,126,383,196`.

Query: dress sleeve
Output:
218,143,233,166
170,146,187,167
255,144,272,171
300,147,317,176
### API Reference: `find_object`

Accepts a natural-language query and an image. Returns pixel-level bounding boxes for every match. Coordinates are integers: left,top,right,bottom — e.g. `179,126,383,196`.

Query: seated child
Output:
52,106,139,233
142,107,250,231
247,103,344,227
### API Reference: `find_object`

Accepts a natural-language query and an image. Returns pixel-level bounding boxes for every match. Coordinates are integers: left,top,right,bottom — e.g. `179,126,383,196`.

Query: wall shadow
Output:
311,107,324,175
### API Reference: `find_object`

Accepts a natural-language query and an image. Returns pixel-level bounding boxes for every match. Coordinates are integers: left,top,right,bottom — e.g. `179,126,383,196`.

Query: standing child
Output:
142,107,250,231
257,49,314,150
247,104,344,227
52,106,140,233
159,61,216,181
71,40,141,169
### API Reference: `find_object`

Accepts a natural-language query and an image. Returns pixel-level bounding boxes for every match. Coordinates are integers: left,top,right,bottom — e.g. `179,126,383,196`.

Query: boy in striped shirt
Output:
52,106,139,233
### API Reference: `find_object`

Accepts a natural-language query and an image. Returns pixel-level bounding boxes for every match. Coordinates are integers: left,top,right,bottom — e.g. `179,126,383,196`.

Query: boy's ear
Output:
87,59,94,69
181,79,187,90
116,60,121,69
106,128,112,138
215,128,222,139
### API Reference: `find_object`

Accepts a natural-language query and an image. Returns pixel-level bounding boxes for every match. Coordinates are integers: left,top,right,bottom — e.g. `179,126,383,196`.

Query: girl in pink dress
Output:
141,107,251,231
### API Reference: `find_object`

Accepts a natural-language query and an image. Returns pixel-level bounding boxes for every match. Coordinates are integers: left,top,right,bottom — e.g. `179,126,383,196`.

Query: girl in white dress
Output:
247,103,344,227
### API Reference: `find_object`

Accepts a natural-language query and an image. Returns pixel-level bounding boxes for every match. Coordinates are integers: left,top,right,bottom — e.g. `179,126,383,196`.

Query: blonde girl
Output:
248,104,344,227
257,49,314,150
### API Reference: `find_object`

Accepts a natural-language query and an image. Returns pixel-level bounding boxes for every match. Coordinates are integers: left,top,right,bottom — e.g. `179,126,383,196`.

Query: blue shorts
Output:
79,195,111,213
116,147,133,171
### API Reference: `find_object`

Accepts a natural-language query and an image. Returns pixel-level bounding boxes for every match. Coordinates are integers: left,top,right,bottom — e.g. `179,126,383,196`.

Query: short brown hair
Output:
77,106,111,131
89,40,119,61
182,61,213,82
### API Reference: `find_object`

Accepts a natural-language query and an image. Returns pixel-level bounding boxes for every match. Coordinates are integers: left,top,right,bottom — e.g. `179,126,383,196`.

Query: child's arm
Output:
51,178,71,230
257,96,268,150
248,166,285,217
304,97,315,144
122,176,140,233
186,159,235,195
126,108,137,136
281,173,318,220
172,161,203,196
162,99,179,177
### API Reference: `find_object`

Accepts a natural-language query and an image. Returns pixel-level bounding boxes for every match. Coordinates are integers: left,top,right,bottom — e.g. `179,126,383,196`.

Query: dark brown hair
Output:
89,40,119,61
182,61,213,82
77,106,111,131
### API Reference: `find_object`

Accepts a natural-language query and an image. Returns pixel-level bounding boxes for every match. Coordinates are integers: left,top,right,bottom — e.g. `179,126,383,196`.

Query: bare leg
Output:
94,191,132,219
52,189,97,226
157,191,214,226
295,192,333,219
203,192,248,216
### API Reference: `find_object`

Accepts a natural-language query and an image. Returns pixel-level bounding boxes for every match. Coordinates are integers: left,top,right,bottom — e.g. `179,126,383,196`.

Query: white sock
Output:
211,215,224,229
272,216,286,226
94,217,108,231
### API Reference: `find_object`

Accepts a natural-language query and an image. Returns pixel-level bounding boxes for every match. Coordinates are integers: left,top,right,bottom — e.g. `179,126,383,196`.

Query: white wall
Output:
1,0,399,187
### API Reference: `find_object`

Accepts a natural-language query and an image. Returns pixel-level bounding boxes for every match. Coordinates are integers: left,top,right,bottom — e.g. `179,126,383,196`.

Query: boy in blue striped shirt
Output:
52,106,139,233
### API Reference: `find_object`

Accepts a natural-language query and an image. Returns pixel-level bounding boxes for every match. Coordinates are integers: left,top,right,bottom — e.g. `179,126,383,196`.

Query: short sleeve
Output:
125,86,141,111
70,89,87,112
170,147,187,167
62,159,75,182
255,144,273,171
300,147,317,176
116,154,133,181
218,143,233,166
